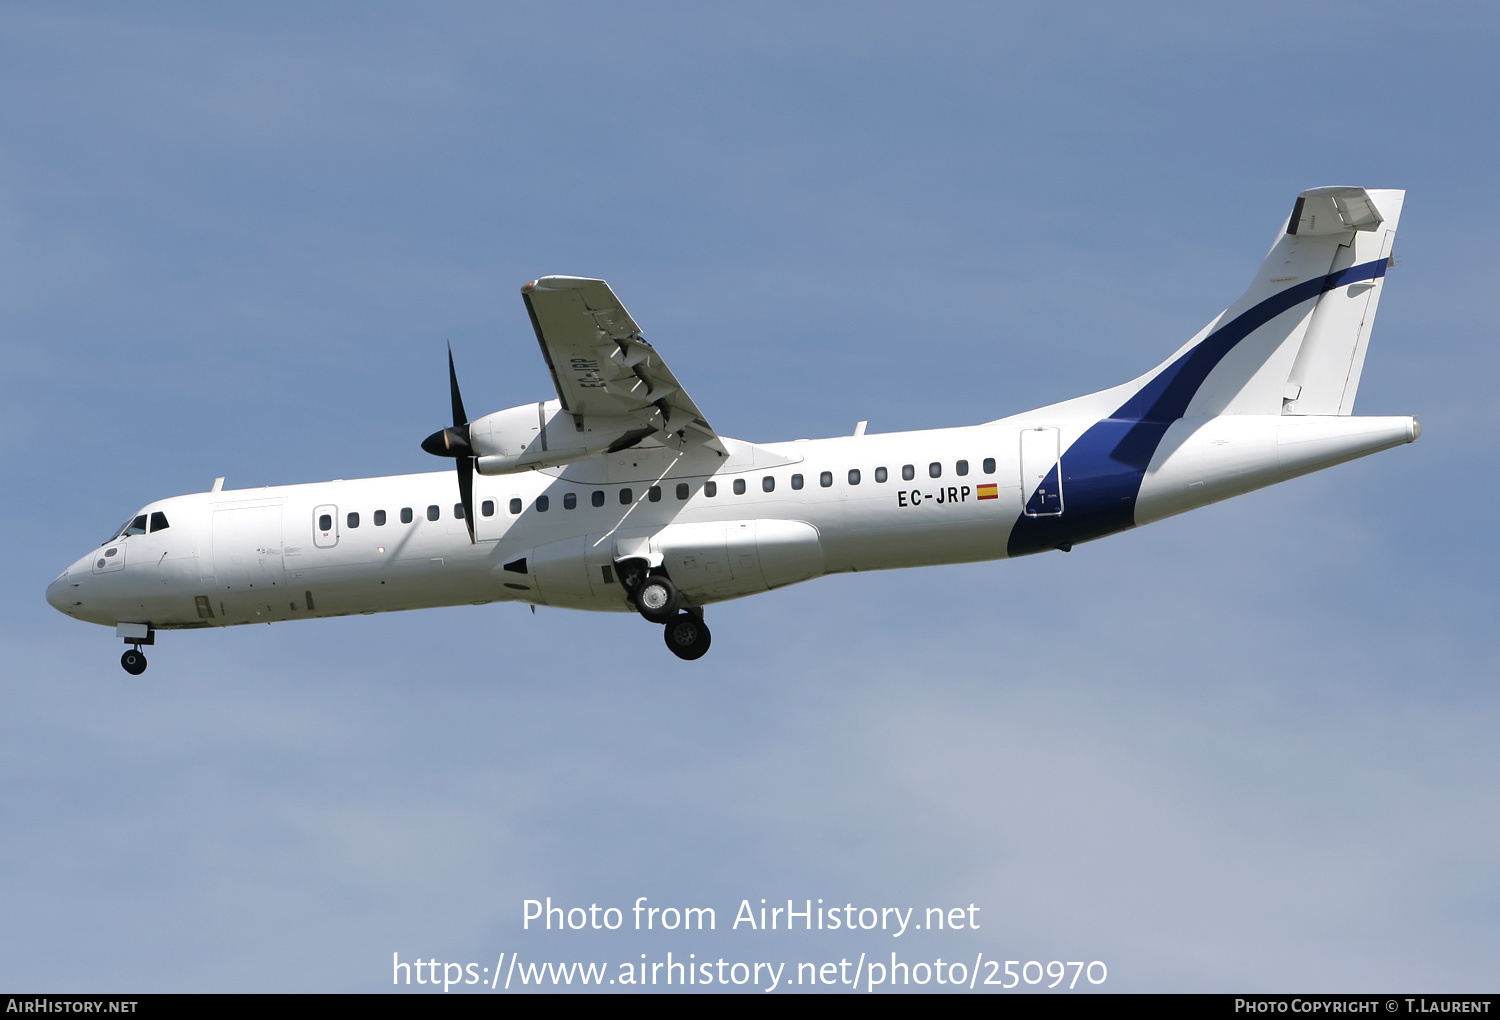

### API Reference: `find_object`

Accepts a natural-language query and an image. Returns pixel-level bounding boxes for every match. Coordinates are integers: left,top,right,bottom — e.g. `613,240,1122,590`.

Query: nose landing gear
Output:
116,624,154,675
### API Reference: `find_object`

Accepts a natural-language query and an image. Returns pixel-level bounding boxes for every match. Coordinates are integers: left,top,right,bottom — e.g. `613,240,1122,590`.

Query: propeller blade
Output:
448,342,467,428
420,343,478,544
457,454,476,544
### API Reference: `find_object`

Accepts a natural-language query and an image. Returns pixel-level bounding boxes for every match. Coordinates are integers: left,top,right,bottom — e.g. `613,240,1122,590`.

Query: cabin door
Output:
1019,427,1064,517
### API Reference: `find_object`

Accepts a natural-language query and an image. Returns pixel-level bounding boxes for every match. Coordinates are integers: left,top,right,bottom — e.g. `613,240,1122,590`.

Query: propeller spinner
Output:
420,344,476,543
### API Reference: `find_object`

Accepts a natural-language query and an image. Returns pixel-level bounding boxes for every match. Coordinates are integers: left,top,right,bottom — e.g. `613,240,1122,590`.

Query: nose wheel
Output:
663,612,711,660
121,647,148,675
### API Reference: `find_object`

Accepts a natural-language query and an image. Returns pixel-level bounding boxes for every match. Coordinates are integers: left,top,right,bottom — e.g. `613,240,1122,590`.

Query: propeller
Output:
420,343,476,543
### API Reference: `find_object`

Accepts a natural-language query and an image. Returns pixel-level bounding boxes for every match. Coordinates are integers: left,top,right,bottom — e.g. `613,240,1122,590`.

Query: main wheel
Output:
634,575,681,623
121,649,148,675
663,613,711,660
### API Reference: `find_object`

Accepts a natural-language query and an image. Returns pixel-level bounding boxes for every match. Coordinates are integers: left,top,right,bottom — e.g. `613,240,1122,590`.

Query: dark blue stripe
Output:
1007,257,1387,555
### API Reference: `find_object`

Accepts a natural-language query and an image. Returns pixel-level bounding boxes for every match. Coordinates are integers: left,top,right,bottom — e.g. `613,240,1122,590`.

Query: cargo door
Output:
211,505,286,617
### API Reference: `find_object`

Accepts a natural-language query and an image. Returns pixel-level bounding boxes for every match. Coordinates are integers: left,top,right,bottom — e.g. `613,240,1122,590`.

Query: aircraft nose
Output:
46,561,88,616
46,571,70,612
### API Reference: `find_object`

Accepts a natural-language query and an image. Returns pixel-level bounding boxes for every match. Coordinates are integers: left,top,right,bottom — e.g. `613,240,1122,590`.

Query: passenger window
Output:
400,507,413,524
453,503,465,519
733,478,746,495
819,471,832,487
347,512,360,529
427,505,440,521
676,483,689,500
902,464,915,481
592,490,605,507
929,462,942,478
848,469,861,485
564,492,577,510
619,488,632,504
791,473,803,490
983,457,996,474
318,514,332,531
124,515,148,537
149,511,170,532
874,467,887,483
705,481,718,497
374,510,387,526
481,501,494,518
509,498,523,515
956,459,969,476
762,476,775,492
537,495,550,512
648,486,661,502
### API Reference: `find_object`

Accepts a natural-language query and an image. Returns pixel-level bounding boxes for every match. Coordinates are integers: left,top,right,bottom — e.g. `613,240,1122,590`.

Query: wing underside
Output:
521,276,725,455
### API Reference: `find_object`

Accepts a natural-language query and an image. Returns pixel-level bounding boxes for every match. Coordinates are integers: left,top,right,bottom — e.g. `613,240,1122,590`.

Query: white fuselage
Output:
46,411,1417,634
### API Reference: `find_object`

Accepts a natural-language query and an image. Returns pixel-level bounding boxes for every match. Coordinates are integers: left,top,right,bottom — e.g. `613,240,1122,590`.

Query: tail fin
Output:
1126,186,1403,421
1282,188,1403,414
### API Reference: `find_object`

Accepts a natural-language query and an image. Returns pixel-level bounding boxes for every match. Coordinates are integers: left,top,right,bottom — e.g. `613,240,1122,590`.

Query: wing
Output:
520,276,726,455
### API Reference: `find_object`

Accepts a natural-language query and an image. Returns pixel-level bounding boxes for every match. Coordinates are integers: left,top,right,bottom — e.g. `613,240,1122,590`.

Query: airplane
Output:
46,186,1419,673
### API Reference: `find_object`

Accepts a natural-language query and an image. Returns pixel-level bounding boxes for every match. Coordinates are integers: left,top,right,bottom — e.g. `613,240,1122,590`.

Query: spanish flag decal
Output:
977,483,998,500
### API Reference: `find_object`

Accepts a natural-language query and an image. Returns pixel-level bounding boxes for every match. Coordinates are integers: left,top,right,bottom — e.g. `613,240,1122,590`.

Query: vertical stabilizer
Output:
1283,188,1404,415
1175,186,1402,419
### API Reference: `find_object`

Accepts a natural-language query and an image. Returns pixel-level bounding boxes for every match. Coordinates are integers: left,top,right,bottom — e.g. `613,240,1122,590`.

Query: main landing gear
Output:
662,611,711,660
634,575,681,623
121,647,148,675
618,559,712,660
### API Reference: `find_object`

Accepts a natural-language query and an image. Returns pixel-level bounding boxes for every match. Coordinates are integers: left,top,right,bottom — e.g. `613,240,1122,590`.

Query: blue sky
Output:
3,1,1497,992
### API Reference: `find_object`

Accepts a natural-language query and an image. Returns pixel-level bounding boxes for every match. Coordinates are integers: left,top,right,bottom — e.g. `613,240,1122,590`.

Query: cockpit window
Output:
121,515,148,538
149,511,170,532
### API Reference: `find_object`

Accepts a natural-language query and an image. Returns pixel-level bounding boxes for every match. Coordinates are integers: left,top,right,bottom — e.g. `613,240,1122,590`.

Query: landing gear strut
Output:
121,647,148,675
663,611,711,660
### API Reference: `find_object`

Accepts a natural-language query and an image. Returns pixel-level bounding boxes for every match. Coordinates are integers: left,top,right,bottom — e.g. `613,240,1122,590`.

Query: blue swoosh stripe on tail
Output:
1007,258,1388,556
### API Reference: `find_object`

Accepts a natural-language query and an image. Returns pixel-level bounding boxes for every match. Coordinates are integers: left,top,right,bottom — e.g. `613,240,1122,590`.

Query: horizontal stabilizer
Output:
1288,186,1385,236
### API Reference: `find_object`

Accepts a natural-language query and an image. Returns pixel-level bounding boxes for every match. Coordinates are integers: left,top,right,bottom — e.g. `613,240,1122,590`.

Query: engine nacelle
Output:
470,399,649,475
